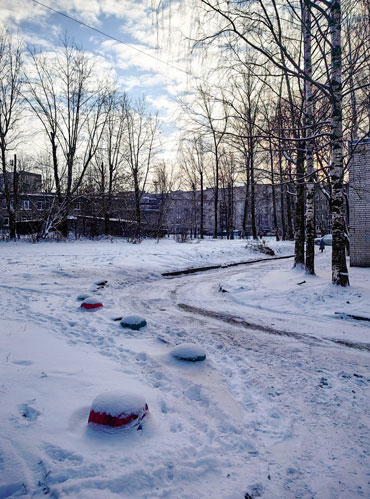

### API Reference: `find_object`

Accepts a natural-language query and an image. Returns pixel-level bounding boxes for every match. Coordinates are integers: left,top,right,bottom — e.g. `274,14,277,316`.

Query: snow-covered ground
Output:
0,238,369,498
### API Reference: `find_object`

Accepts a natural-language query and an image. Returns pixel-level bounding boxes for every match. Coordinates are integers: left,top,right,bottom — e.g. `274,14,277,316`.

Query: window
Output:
23,200,30,210
37,201,43,210
1,199,6,209
75,202,81,211
3,217,9,226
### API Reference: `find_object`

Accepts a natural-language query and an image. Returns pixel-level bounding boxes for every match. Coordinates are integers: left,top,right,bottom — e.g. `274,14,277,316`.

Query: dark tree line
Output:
0,33,161,241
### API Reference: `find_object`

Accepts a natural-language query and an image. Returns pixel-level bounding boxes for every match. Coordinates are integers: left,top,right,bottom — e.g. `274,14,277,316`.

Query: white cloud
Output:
0,0,230,162
0,0,45,26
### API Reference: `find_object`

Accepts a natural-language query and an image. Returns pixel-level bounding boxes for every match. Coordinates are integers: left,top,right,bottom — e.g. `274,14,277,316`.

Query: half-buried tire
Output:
88,390,149,428
171,343,206,362
120,315,147,330
81,297,103,310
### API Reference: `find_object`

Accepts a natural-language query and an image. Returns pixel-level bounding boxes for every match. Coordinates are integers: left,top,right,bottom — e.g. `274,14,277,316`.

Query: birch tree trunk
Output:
303,0,315,275
278,150,287,240
346,19,358,141
286,185,294,240
295,144,305,267
242,178,249,237
213,147,219,238
200,170,204,238
269,138,280,240
330,0,349,286
249,135,257,239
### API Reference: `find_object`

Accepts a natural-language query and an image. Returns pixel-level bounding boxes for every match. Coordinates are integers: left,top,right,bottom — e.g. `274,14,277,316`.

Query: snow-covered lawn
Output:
0,238,369,498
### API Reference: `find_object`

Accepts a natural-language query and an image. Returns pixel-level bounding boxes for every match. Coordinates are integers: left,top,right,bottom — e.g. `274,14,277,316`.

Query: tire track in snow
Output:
177,303,324,346
177,303,370,352
120,265,370,498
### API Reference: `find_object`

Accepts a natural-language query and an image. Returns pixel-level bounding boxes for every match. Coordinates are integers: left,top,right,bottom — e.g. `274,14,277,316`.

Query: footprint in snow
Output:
12,360,33,366
318,377,331,388
184,384,209,407
43,443,83,463
18,402,41,422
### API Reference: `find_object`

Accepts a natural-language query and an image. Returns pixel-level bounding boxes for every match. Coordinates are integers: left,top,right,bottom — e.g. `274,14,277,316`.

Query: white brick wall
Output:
349,139,370,267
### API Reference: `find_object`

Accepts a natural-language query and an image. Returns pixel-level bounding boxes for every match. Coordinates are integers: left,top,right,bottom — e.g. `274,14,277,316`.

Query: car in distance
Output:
314,234,333,246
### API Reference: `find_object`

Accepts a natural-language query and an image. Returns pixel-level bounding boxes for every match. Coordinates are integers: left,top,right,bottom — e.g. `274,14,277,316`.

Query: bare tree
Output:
92,91,129,235
152,161,177,239
24,37,109,237
0,30,23,239
180,135,207,238
302,0,315,275
123,97,161,239
186,85,228,238
188,0,355,284
219,149,238,238
179,139,200,238
223,65,264,240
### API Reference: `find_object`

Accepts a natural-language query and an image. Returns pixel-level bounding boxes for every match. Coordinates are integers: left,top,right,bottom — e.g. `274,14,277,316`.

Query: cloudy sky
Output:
2,0,210,160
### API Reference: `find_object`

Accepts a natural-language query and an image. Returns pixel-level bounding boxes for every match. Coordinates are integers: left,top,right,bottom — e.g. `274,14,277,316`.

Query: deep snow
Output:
0,238,369,498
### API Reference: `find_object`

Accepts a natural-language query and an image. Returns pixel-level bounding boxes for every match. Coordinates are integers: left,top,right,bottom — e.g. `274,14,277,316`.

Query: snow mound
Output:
171,343,207,362
77,293,91,301
95,280,107,286
81,297,103,310
88,390,148,427
120,315,147,330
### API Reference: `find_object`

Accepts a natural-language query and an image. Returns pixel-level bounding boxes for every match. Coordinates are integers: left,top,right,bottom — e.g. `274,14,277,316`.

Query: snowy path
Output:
117,258,370,498
0,240,369,498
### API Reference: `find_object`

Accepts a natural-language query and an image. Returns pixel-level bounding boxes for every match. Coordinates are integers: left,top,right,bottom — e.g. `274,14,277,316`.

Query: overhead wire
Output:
32,0,198,80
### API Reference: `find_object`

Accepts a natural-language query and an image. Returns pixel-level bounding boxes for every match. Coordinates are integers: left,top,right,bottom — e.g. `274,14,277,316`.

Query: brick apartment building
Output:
165,184,332,238
0,171,333,239
0,172,164,237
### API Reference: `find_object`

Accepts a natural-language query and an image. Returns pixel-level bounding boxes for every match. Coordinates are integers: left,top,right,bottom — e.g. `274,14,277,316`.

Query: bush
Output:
246,239,275,256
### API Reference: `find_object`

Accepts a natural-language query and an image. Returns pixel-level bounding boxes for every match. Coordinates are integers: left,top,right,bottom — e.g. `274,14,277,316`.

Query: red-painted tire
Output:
81,297,103,310
88,391,149,428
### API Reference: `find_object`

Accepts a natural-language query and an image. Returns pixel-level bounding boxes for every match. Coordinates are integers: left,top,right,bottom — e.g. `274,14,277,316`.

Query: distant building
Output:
0,172,44,233
165,184,332,238
0,170,334,239
0,171,42,193
349,138,370,267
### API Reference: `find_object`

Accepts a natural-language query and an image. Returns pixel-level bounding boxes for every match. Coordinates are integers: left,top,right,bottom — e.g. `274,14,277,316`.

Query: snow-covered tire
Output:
120,315,147,330
171,343,206,362
88,391,148,427
81,297,103,310
77,293,91,301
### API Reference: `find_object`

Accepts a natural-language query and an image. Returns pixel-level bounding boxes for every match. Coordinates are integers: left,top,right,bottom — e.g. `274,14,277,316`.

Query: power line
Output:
32,0,197,79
